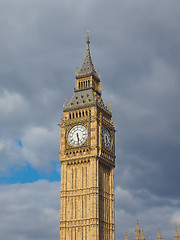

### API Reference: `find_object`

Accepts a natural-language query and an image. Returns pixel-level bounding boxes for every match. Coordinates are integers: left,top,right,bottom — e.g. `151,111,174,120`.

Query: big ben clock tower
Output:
59,32,115,240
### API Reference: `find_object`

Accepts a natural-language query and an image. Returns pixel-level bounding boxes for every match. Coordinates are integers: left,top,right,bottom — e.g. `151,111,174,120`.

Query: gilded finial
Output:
64,97,67,106
109,104,112,113
86,30,90,44
86,30,91,53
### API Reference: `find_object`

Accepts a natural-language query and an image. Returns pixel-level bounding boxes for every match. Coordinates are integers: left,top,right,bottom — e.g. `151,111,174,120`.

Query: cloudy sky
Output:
0,0,180,239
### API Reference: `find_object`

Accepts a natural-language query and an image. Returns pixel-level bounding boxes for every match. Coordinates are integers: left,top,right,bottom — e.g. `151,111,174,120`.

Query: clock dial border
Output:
65,121,89,149
102,127,112,150
68,124,87,147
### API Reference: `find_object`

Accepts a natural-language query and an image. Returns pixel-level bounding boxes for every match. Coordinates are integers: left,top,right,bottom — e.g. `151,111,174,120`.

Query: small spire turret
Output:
141,229,146,240
125,231,129,240
175,225,179,240
135,217,141,240
157,229,162,240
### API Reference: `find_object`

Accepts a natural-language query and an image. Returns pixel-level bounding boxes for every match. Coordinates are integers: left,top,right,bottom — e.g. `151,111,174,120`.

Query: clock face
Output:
68,125,88,147
102,128,112,150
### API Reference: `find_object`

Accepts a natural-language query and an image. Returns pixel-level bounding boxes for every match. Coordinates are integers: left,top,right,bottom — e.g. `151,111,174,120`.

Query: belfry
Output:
59,32,115,239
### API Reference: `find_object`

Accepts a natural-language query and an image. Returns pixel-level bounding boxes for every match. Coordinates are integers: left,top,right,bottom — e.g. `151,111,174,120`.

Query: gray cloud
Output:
0,181,60,240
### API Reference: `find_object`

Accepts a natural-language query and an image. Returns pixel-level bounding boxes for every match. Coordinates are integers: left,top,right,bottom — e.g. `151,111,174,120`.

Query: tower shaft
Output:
59,33,115,240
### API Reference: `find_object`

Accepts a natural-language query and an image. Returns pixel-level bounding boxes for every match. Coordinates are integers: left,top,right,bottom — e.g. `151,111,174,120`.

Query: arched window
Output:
79,112,81,117
69,113,71,119
76,112,78,118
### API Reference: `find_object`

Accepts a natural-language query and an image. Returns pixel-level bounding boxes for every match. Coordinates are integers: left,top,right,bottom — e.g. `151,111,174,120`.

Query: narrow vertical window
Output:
72,168,74,189
71,228,73,240
85,197,87,218
75,198,76,219
86,166,87,187
75,168,77,189
82,167,84,188
85,228,87,240
79,82,80,89
71,199,73,219
69,113,71,119
82,198,84,218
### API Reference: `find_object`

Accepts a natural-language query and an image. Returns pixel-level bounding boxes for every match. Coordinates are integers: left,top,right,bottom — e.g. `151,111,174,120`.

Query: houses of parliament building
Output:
59,32,179,240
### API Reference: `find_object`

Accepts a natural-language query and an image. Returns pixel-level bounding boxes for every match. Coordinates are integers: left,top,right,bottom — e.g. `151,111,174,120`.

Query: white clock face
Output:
68,125,88,147
102,128,112,149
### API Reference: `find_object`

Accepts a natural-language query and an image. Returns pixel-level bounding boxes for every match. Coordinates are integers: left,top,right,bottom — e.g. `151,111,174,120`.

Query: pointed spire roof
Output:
141,229,146,240
125,231,129,240
157,229,162,240
175,225,179,240
135,217,141,233
76,31,100,81
135,217,141,240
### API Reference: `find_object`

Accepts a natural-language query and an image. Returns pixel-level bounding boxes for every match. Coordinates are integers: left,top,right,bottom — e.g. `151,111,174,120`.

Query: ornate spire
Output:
76,31,99,81
175,225,179,240
135,217,141,240
125,231,129,240
141,229,146,240
157,229,162,240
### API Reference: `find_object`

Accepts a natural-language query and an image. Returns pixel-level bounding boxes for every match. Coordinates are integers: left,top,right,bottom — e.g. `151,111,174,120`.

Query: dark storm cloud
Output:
0,0,180,239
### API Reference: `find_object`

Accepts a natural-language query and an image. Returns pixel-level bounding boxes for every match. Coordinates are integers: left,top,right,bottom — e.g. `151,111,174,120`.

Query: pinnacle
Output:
76,31,99,81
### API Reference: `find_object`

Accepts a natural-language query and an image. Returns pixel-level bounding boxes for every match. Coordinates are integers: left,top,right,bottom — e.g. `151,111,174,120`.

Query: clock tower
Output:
59,32,115,240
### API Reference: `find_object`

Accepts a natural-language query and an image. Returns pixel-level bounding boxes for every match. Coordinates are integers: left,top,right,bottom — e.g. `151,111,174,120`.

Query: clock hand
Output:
76,133,79,142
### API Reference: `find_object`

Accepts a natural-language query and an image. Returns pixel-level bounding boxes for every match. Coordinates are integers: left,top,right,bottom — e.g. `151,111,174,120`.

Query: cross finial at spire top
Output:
86,31,91,51
86,31,90,44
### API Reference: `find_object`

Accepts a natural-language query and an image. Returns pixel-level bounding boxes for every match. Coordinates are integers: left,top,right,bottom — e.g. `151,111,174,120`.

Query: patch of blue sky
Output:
15,139,23,148
0,161,60,185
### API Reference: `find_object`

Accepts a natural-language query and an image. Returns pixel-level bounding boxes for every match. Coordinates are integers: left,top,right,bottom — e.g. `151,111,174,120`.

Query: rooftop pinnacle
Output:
76,31,99,81
175,225,179,240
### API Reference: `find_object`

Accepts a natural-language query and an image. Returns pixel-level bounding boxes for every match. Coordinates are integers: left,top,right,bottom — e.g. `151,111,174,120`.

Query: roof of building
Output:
63,88,111,115
76,31,100,81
